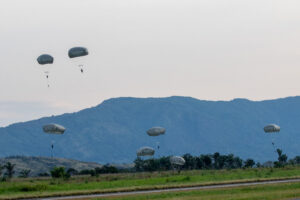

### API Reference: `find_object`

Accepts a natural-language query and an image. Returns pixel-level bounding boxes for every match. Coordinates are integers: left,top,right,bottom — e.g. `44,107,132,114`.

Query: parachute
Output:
68,47,89,73
43,124,65,158
146,127,166,136
264,124,280,149
37,54,54,87
43,124,65,134
37,54,54,65
136,146,155,157
264,124,280,133
170,156,185,166
146,127,166,157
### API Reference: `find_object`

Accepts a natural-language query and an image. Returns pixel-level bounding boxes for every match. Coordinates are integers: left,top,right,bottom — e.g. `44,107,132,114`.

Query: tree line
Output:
134,153,254,172
134,149,291,172
0,148,298,179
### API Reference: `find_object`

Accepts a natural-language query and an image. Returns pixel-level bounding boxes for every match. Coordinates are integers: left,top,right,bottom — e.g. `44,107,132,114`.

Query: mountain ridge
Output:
1,96,300,163
2,95,298,129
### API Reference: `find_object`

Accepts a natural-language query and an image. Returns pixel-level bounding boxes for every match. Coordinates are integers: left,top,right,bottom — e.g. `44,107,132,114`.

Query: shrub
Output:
50,167,70,179
18,184,48,192
38,172,50,177
19,169,31,178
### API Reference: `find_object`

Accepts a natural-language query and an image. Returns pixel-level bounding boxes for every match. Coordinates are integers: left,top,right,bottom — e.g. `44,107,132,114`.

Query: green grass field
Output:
96,182,300,200
1,166,300,199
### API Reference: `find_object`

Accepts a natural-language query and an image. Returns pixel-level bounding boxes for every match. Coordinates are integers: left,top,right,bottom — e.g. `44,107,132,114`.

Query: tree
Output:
19,169,31,178
50,167,70,179
0,165,3,177
159,156,172,170
95,165,118,174
143,159,160,172
134,157,144,172
294,156,300,164
183,154,196,170
279,154,288,164
195,156,204,169
217,155,227,169
275,148,288,168
213,152,220,169
79,169,95,176
67,168,78,176
288,156,300,165
4,162,15,178
225,154,234,169
232,156,243,169
244,159,255,168
38,172,50,177
256,162,262,168
201,155,212,169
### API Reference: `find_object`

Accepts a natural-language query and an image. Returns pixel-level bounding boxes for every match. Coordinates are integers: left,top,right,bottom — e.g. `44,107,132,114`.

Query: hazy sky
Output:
1,0,300,126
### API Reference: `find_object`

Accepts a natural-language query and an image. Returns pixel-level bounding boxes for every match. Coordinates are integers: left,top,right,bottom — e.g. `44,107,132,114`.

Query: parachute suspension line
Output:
44,71,50,88
271,137,277,153
46,78,50,88
78,64,84,73
51,143,54,158
156,141,160,158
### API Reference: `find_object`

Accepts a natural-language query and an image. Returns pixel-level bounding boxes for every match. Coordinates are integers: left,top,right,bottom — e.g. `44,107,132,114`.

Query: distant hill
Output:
0,156,102,177
1,96,300,163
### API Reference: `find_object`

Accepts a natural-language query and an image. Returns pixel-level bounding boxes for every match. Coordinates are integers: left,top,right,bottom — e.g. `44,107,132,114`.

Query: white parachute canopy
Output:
264,124,280,133
146,127,166,136
43,124,66,134
136,147,155,157
170,156,185,166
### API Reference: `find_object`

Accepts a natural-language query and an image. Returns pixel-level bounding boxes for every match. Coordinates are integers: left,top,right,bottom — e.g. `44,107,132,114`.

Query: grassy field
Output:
1,166,300,199
96,182,300,200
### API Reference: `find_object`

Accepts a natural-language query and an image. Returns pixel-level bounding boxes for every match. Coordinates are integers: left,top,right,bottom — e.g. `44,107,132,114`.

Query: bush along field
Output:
0,149,300,199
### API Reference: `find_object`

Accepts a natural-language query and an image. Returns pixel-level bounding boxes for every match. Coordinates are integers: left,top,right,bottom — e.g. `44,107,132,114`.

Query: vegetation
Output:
1,166,300,199
133,151,291,172
50,167,70,179
4,162,15,178
94,182,300,200
0,150,297,179
0,165,3,177
274,148,288,168
18,169,31,178
0,150,300,198
244,159,255,168
134,153,247,172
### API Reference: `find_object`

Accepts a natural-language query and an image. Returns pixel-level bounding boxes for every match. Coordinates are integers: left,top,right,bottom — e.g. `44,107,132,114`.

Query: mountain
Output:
0,156,102,177
1,96,300,163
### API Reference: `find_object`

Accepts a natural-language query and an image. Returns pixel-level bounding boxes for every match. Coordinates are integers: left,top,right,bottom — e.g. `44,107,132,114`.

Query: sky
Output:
1,0,300,126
